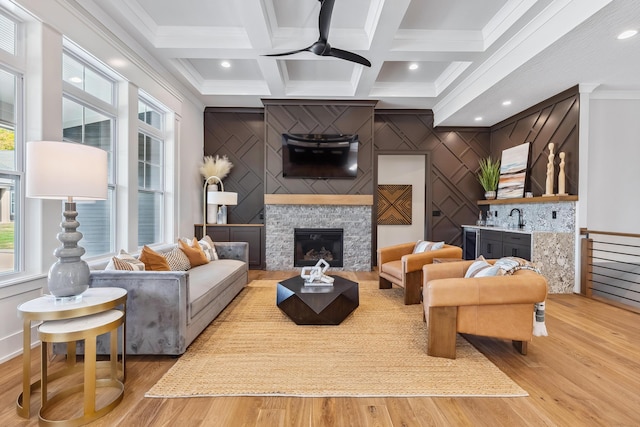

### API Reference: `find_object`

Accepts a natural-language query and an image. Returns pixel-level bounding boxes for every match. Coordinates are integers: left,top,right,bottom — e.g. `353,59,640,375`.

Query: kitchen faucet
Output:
509,208,524,229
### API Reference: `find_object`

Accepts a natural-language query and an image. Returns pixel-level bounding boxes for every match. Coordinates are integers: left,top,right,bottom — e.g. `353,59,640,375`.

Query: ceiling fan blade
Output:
318,0,336,42
264,47,311,57
328,47,371,67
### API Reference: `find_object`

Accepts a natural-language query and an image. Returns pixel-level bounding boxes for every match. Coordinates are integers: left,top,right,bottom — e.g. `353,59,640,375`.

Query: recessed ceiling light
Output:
502,100,512,106
408,63,418,70
474,117,483,121
69,77,82,83
221,61,231,68
617,30,638,40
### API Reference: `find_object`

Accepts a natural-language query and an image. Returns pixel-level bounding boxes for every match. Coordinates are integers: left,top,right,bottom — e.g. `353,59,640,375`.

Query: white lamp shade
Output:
26,141,108,200
207,190,238,206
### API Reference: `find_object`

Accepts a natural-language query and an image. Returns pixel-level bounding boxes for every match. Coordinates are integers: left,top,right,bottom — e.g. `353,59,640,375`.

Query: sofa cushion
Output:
413,240,445,253
188,259,247,319
139,245,171,271
179,239,209,267
380,260,402,279
164,247,191,271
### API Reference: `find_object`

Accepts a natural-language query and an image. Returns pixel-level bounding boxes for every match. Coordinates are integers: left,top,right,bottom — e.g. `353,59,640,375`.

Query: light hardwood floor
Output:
2,270,640,426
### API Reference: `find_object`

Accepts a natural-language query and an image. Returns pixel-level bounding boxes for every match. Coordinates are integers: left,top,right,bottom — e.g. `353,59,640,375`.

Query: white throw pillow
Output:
413,240,445,254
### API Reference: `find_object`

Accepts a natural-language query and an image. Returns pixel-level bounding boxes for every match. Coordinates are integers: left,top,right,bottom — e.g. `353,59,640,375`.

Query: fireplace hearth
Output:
294,228,343,268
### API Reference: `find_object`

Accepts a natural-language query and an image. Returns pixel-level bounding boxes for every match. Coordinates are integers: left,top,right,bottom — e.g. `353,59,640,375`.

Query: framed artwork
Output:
377,185,412,225
497,142,531,199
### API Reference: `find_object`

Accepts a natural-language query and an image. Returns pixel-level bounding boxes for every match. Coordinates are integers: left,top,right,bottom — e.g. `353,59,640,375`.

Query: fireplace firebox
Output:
294,228,344,268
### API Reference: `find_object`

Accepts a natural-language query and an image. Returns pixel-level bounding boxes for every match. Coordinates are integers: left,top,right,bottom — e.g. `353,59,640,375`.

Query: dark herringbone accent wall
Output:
203,88,578,249
491,86,579,196
203,108,265,224
374,110,491,246
263,99,376,195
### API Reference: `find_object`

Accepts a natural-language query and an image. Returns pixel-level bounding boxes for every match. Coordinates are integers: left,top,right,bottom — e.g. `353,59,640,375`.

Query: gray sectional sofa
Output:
87,241,249,355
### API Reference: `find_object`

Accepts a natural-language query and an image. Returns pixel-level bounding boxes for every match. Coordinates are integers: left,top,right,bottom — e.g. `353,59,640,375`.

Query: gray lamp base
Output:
48,202,90,298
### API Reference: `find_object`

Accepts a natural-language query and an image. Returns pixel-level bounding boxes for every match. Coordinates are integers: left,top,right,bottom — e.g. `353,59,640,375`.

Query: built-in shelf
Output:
477,195,578,205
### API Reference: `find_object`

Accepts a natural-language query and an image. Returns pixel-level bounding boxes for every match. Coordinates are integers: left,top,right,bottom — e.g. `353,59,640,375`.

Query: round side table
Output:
16,287,127,419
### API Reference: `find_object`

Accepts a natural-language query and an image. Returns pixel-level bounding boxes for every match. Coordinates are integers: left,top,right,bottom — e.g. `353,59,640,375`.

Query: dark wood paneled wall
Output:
263,99,376,195
490,86,579,196
374,111,490,245
203,108,265,224
202,88,578,248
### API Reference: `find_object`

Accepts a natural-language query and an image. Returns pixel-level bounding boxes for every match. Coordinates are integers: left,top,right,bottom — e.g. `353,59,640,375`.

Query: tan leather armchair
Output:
377,242,462,304
422,260,547,359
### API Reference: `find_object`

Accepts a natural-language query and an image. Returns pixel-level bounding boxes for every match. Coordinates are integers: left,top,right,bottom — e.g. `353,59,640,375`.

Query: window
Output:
0,10,22,275
0,12,16,55
137,98,165,246
62,51,116,258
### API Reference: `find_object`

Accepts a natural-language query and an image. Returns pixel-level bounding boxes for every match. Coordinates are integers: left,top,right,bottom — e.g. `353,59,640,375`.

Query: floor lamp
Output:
26,141,108,301
202,175,237,234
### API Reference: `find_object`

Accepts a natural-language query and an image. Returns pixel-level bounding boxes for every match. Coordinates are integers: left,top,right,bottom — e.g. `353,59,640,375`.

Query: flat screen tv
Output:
282,133,359,179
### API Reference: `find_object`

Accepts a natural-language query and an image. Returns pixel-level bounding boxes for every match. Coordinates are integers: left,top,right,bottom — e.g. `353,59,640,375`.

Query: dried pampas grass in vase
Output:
200,155,233,181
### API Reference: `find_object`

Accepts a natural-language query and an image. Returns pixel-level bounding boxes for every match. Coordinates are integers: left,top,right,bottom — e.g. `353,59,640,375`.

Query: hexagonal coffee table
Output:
276,275,359,325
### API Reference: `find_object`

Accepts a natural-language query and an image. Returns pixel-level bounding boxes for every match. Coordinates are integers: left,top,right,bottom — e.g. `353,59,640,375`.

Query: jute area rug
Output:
145,280,527,398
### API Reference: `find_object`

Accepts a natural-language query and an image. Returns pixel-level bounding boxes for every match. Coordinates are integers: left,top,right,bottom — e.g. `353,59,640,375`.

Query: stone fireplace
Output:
265,195,372,271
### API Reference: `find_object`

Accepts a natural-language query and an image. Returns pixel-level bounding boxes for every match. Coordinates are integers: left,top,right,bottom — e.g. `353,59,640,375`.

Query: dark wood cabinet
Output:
195,224,265,269
502,232,531,260
479,229,503,259
478,229,531,261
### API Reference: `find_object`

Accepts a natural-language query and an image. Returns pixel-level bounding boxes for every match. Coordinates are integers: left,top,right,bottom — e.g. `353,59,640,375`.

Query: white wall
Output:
587,98,640,233
377,155,426,251
0,1,205,363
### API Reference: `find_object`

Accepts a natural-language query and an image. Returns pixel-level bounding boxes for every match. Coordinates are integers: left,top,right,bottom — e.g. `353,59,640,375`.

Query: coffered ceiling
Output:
75,0,640,126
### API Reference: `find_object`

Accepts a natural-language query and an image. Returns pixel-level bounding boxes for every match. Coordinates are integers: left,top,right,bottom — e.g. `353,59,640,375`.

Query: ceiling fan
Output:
265,0,371,67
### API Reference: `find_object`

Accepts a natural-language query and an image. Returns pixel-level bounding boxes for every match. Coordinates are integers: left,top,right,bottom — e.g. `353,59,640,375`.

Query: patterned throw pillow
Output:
200,235,219,261
164,247,191,271
464,256,500,278
139,245,171,271
110,257,137,271
413,240,445,254
178,238,209,267
105,249,145,271
494,257,541,276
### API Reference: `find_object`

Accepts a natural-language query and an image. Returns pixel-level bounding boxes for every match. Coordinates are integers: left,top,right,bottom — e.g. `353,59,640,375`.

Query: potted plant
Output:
477,157,501,199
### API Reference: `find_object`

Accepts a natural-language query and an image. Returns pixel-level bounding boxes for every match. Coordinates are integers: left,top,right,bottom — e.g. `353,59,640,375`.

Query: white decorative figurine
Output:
544,142,555,196
300,259,334,286
557,152,567,195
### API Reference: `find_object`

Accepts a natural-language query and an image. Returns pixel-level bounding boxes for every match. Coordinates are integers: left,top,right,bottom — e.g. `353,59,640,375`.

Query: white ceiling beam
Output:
433,0,614,126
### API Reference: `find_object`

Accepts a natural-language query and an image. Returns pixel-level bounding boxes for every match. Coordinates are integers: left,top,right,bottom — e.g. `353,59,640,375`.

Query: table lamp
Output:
202,175,237,229
26,141,108,301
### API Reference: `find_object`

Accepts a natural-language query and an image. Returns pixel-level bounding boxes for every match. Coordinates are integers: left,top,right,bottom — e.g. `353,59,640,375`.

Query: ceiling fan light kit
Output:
265,0,371,67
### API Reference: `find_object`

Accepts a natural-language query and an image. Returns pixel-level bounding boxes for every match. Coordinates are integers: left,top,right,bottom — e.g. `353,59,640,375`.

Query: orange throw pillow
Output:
139,245,171,271
178,238,209,267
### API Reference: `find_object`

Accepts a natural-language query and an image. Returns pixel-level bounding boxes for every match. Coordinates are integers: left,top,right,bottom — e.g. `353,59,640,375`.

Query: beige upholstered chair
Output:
422,260,548,359
377,242,462,304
